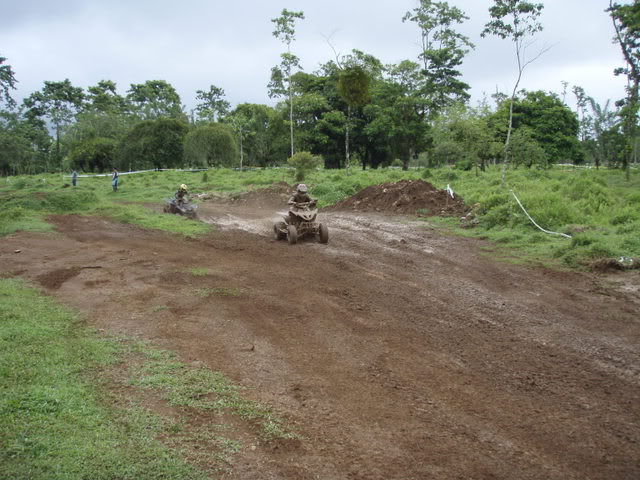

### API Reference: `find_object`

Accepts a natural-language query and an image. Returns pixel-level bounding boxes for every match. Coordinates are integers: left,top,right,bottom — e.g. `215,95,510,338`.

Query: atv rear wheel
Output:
274,222,286,240
287,224,298,245
319,223,329,244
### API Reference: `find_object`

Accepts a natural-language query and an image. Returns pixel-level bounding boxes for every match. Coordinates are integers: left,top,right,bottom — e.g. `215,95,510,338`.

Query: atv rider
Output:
288,184,316,224
175,184,189,205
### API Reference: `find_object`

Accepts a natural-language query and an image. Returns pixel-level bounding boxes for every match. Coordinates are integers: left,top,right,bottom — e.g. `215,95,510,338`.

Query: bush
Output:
288,152,322,181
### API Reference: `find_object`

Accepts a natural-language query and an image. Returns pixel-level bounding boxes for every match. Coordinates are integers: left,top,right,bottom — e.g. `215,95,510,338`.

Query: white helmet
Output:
297,183,308,193
180,184,188,191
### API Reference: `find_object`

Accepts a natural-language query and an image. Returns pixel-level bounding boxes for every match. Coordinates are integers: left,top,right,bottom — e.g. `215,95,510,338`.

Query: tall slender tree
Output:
402,0,474,118
608,0,640,179
482,0,546,186
269,8,305,157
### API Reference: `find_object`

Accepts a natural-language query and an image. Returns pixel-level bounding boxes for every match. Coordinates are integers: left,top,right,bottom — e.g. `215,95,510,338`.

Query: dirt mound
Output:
328,179,468,216
198,182,292,210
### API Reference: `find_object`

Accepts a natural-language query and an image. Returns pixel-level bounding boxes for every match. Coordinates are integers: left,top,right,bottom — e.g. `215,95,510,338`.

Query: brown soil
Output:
328,179,468,216
1,196,639,480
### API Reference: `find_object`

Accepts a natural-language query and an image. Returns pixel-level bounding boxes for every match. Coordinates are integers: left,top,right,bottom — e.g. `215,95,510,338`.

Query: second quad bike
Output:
163,198,198,219
273,201,329,245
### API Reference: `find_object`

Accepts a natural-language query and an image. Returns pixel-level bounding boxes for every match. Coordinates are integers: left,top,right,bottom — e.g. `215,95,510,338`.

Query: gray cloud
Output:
1,0,627,112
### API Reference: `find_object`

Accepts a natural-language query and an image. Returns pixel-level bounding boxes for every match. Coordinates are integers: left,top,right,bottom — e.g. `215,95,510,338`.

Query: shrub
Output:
288,152,323,181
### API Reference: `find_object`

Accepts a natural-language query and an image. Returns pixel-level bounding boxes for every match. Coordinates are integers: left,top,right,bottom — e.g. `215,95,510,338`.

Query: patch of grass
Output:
0,278,209,480
128,343,296,440
188,267,210,276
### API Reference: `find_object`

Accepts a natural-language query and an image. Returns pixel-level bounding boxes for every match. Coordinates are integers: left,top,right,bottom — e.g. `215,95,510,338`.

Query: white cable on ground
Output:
510,189,572,239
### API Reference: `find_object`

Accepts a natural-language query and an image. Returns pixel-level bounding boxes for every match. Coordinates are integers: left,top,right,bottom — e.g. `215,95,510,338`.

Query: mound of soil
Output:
198,182,293,210
328,179,468,216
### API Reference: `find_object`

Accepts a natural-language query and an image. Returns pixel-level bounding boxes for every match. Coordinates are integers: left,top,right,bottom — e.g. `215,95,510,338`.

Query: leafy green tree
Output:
126,80,183,120
225,103,288,166
508,127,548,168
337,65,371,174
0,111,51,174
402,0,474,117
195,85,230,123
118,118,189,170
586,97,620,168
85,80,128,114
481,0,546,185
183,123,238,168
23,79,85,165
0,54,17,110
269,8,305,156
608,0,640,179
489,90,583,164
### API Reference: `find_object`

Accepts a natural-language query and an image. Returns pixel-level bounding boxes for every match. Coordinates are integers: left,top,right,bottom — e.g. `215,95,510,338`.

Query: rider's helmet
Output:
297,183,308,193
180,184,188,191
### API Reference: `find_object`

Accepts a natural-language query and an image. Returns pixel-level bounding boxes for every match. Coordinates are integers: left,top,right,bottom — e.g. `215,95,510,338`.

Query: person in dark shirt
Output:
287,184,316,223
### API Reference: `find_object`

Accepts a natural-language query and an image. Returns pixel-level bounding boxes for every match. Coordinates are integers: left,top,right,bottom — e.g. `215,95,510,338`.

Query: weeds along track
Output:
1,208,639,480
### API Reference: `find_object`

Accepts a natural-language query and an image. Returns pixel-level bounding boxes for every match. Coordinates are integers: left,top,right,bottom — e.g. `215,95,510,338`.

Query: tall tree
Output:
337,65,371,174
269,8,305,157
402,0,475,117
126,80,183,120
85,80,128,115
608,0,640,179
481,0,546,186
195,85,230,123
0,54,18,110
23,79,85,164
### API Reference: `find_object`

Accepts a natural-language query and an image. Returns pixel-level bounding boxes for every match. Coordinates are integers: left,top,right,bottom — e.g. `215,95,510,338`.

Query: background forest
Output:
0,0,638,179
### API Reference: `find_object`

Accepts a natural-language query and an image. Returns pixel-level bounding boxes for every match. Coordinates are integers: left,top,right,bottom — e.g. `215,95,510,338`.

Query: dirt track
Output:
1,196,639,480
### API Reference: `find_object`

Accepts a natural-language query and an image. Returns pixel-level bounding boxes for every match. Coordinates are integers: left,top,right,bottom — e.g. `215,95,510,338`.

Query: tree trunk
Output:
345,104,351,175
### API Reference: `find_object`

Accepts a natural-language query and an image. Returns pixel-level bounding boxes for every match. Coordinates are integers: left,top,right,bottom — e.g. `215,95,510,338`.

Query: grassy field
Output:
1,165,638,268
0,278,294,479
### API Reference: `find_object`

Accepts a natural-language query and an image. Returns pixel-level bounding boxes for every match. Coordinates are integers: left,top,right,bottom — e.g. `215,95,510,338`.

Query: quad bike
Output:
163,198,198,219
273,201,329,245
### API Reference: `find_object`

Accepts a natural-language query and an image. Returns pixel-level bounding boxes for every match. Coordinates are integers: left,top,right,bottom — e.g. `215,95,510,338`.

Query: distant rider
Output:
175,184,189,205
288,184,316,223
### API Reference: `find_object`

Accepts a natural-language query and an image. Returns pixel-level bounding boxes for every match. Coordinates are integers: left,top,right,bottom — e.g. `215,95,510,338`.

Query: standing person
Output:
111,168,119,192
71,170,78,187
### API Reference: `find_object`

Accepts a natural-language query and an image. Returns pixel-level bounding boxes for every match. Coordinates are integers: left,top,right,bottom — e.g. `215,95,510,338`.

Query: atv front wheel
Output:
287,224,298,245
319,223,329,244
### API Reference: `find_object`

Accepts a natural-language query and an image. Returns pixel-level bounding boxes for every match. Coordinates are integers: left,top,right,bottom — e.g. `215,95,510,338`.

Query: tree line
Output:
0,0,638,178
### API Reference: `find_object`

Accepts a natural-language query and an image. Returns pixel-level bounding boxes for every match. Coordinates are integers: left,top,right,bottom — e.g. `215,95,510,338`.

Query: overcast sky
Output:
0,0,629,113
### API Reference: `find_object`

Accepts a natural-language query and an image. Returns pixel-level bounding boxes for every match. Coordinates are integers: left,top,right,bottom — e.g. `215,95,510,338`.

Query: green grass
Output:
2,165,638,268
0,278,208,480
0,278,295,479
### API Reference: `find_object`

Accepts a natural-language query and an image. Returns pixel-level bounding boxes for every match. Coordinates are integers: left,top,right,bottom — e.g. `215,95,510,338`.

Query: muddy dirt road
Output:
2,198,639,480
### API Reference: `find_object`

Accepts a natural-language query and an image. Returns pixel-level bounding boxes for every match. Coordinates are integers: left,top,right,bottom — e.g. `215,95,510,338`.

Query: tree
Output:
225,103,288,166
85,80,128,114
0,54,18,110
23,79,85,165
608,0,640,179
270,8,305,157
481,0,546,186
183,123,238,168
195,85,230,123
402,0,474,117
337,65,370,174
118,118,189,170
126,80,183,120
489,90,583,164
0,111,51,174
